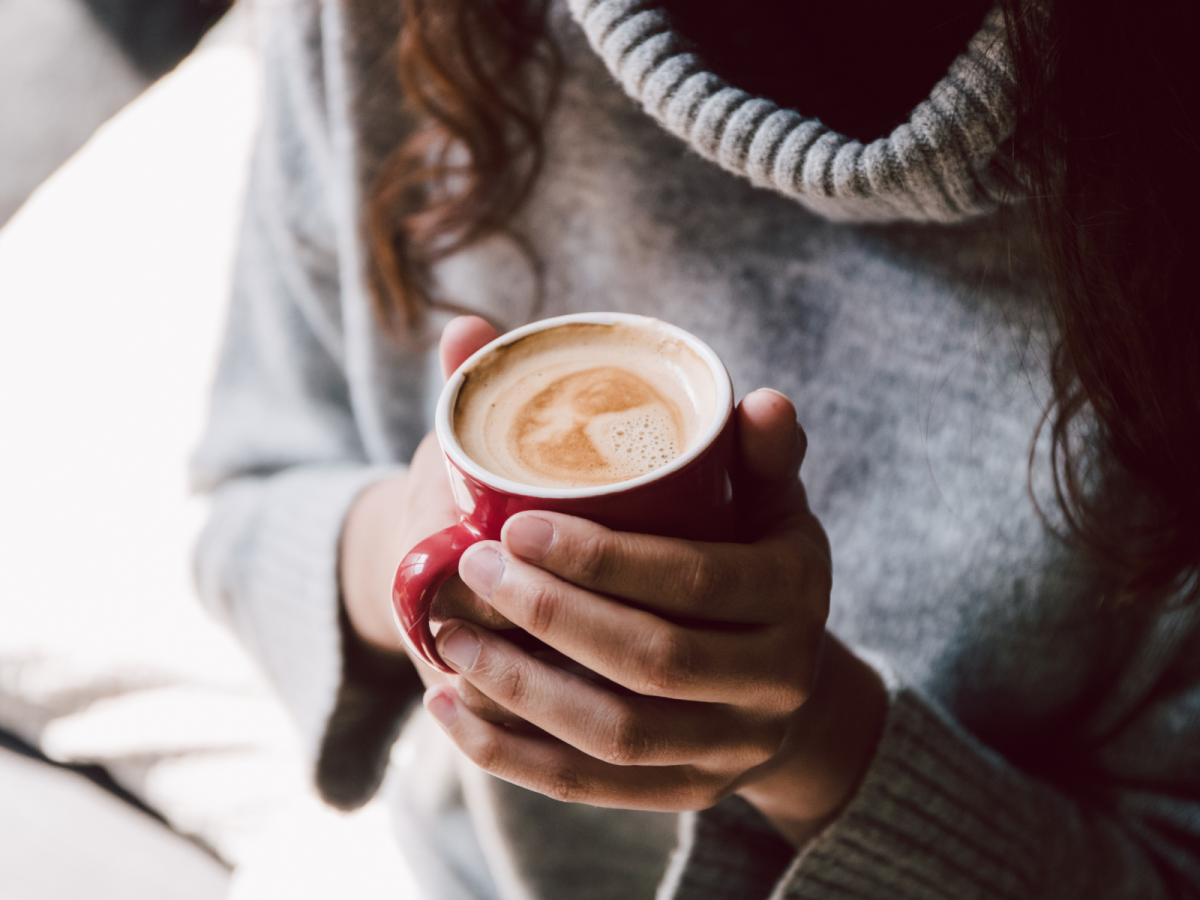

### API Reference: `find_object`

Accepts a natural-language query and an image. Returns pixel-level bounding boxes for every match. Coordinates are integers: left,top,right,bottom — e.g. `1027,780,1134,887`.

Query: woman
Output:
193,0,1200,896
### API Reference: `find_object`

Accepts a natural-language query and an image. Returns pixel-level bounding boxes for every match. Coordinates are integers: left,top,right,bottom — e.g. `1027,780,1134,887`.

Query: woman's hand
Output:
423,390,888,845
339,316,515,690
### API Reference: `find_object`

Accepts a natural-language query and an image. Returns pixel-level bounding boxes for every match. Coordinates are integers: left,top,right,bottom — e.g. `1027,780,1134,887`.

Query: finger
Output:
423,685,728,812
429,574,514,631
500,511,820,624
737,389,805,483
435,622,780,770
452,639,586,727
459,543,821,707
453,677,527,727
735,390,807,532
440,316,499,380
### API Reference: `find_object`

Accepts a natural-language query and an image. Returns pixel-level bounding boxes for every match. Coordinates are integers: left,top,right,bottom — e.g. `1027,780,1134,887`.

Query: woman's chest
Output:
422,22,1129,754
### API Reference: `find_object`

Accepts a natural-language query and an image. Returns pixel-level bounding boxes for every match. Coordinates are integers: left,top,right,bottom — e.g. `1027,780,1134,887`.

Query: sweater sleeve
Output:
660,611,1200,900
191,0,422,810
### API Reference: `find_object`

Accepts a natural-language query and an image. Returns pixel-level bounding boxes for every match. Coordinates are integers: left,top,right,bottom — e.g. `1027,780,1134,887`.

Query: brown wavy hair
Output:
1001,0,1200,604
366,0,560,336
368,0,1200,604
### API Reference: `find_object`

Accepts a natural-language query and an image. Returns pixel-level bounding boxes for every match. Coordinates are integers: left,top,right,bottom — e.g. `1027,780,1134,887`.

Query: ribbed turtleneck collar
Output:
566,0,1017,223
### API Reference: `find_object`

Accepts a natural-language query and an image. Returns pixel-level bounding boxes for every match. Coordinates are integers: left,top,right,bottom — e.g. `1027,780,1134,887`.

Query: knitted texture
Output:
194,2,1200,899
566,0,1016,222
783,690,1045,899
195,465,393,757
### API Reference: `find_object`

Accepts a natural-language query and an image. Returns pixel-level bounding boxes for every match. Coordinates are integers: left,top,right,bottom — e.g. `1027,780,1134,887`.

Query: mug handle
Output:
392,520,482,672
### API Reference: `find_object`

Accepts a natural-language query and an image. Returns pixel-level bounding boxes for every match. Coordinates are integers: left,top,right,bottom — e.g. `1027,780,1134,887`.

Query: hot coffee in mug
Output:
452,321,720,489
394,313,735,671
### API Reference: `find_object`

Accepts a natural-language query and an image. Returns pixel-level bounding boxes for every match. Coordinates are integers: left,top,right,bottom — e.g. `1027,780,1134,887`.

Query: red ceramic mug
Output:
392,312,736,672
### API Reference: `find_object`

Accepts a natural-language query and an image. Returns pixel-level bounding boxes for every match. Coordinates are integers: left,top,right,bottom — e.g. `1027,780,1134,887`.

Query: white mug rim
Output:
435,312,734,500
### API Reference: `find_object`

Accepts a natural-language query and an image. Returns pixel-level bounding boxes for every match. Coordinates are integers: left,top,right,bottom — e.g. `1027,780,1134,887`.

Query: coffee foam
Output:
454,322,717,489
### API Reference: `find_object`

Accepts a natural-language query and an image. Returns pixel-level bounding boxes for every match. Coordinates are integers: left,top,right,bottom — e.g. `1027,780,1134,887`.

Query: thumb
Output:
736,388,806,484
440,316,500,381
736,389,825,555
734,389,806,534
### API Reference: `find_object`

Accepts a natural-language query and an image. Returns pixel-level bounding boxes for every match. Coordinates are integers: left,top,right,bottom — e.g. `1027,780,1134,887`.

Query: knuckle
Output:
761,655,812,712
797,551,832,616
600,709,653,767
777,548,805,593
681,551,724,608
676,772,726,812
457,682,499,719
490,656,531,709
776,668,812,710
633,628,695,696
574,531,617,586
789,678,813,709
544,767,588,805
701,781,730,810
467,728,506,775
747,721,788,766
521,582,561,637
766,546,805,606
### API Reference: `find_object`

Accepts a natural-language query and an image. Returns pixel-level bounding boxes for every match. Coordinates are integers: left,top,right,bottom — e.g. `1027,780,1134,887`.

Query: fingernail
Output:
759,388,799,422
439,626,481,671
506,515,555,561
461,545,504,598
425,687,458,728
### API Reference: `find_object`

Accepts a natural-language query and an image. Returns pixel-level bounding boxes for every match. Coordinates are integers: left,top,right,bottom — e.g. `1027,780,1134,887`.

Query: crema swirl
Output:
453,322,717,488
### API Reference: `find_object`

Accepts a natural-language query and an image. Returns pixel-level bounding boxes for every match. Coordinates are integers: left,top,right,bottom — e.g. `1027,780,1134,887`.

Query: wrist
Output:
339,472,411,654
736,636,887,846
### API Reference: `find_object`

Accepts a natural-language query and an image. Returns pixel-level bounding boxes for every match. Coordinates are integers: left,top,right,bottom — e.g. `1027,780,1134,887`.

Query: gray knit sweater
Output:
193,1,1200,898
